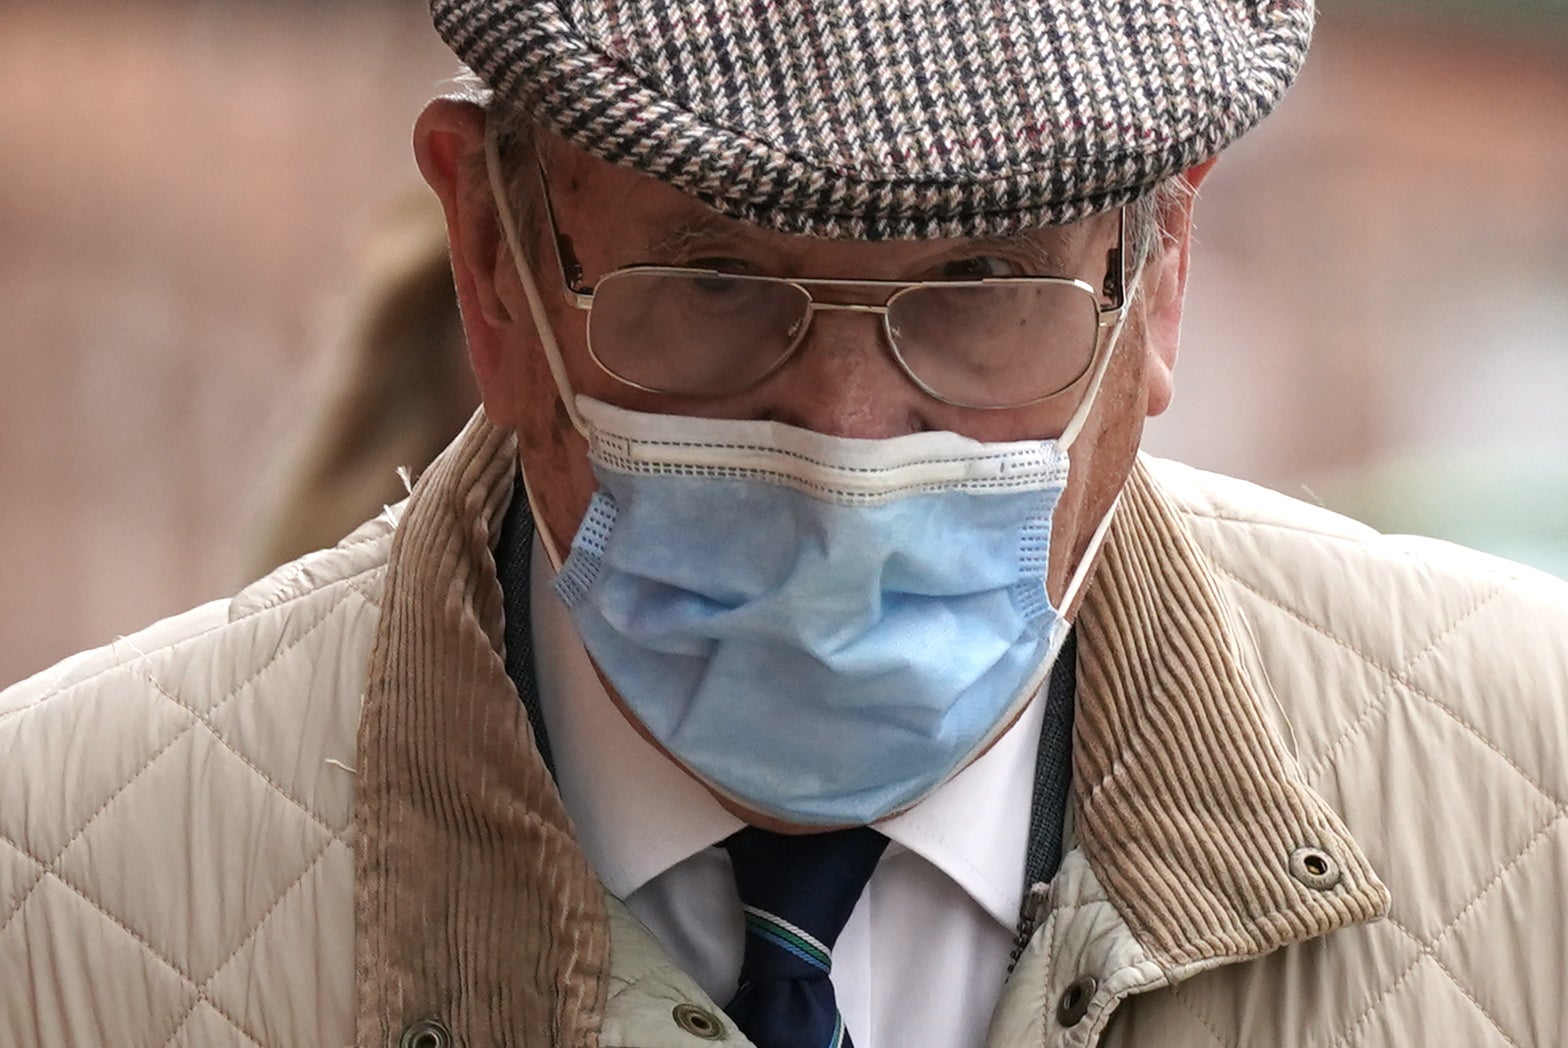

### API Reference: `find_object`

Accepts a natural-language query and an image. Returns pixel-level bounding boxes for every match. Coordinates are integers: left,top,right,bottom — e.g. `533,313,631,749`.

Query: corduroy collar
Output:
1073,465,1390,971
353,411,1387,1044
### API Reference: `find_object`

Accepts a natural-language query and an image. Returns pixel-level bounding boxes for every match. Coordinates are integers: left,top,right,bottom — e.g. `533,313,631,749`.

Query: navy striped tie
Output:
722,826,889,1048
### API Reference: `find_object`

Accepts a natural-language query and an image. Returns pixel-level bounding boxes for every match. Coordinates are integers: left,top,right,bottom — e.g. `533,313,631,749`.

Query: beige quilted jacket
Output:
3,414,1565,1048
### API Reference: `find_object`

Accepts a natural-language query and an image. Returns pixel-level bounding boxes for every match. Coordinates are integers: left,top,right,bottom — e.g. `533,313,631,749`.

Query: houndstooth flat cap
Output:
431,0,1313,239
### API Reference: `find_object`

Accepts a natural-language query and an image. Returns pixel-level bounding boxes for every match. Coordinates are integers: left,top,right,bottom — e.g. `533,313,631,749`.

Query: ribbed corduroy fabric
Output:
354,413,610,1047
351,412,1386,1043
1074,466,1390,971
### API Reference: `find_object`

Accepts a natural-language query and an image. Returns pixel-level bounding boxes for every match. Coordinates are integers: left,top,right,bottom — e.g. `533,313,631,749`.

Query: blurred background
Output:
1,0,1565,686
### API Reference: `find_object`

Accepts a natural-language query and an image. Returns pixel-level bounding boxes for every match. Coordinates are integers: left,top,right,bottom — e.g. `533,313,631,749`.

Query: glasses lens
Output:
587,270,811,397
886,280,1101,408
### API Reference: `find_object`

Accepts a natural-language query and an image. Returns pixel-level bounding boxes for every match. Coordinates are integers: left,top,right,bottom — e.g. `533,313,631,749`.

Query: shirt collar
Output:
528,534,1040,930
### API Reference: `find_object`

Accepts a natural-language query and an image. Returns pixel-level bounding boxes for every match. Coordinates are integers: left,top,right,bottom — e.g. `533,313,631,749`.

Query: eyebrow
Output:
639,215,1079,276
642,213,745,262
963,233,1072,275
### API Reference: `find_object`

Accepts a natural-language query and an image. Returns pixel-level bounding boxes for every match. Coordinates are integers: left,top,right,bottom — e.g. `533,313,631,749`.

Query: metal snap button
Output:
1289,846,1342,890
672,1002,726,1040
1056,975,1098,1027
399,1018,453,1048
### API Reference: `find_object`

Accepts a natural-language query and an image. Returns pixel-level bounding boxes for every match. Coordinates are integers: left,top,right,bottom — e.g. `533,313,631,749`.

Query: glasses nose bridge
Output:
787,289,897,368
809,300,888,316
795,275,898,313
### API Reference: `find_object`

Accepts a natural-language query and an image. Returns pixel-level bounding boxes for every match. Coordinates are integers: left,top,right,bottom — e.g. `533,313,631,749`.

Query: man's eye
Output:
689,274,749,295
937,255,1024,280
687,257,756,275
675,270,768,314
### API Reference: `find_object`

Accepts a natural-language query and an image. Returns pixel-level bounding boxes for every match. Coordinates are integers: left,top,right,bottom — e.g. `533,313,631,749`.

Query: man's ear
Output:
1140,156,1217,418
413,97,525,426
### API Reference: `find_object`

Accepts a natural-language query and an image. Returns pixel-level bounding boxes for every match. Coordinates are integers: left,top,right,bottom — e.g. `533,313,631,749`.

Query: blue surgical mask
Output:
483,125,1128,826
547,397,1112,827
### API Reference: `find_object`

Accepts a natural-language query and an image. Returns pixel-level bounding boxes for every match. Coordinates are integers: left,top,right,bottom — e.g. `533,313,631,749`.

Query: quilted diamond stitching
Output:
46,731,327,1002
1155,496,1563,1045
1177,493,1378,544
1135,523,1562,1046
0,875,198,1047
0,666,198,864
162,585,362,721
344,571,384,610
201,588,381,839
1150,915,1421,1048
137,677,352,846
159,1001,260,1048
131,588,374,842
1333,693,1552,945
1324,810,1561,1048
1336,951,1520,1047
1326,948,1427,1048
0,706,198,940
1166,985,1230,1047
16,868,264,1048
0,576,376,1047
0,573,356,732
203,840,355,1048
1389,680,1564,809
159,839,338,1048
1383,919,1525,1048
231,555,385,619
7,713,340,1043
204,836,339,987
1203,562,1508,784
0,684,55,725
2,594,355,940
0,831,45,926
1212,565,1566,817
0,642,177,728
1324,681,1564,839
1428,815,1568,1048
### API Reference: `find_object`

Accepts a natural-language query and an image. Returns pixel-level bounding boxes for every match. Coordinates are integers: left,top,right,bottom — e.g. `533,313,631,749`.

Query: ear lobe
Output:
413,98,523,423
1140,157,1216,417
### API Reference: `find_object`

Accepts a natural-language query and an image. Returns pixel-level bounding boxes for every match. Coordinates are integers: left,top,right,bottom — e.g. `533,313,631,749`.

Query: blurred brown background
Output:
2,0,1566,686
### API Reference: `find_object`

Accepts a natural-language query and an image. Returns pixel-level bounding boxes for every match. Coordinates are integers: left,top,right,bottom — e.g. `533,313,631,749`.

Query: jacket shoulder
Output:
1144,454,1568,829
1121,458,1568,1047
1140,456,1568,721
0,511,396,1047
1146,454,1566,602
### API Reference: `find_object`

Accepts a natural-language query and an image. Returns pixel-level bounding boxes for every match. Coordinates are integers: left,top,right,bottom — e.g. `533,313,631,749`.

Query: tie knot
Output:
722,826,886,1048
724,825,888,979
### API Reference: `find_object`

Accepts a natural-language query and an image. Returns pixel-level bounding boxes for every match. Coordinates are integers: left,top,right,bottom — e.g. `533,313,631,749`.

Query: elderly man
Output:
5,1,1567,1046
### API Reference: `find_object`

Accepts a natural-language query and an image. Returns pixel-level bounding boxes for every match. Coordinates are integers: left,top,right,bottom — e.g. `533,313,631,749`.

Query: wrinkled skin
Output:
414,98,1213,829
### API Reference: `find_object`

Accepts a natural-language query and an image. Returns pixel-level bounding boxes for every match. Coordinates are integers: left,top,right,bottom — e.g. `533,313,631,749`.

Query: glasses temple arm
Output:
529,152,593,297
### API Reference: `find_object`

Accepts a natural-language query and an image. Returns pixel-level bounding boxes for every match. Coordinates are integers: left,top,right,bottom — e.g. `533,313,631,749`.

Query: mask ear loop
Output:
483,117,590,441
1056,254,1140,453
482,116,584,569
1058,487,1122,619
1051,236,1145,614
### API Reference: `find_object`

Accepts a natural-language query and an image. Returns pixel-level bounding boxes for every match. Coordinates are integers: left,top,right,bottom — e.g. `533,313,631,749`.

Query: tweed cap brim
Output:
432,0,1312,239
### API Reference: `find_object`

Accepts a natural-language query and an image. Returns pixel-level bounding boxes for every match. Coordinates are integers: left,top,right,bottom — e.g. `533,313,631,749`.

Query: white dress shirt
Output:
530,536,1044,1047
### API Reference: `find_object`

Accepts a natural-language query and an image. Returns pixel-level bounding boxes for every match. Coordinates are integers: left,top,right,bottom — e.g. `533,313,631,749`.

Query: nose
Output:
745,307,928,439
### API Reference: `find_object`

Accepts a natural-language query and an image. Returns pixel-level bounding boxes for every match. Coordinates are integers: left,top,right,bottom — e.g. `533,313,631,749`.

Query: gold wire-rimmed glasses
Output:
534,163,1130,411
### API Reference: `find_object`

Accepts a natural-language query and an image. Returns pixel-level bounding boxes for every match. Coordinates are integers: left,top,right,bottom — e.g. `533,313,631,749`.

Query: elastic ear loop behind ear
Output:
1049,254,1143,615
1056,266,1139,453
483,118,590,441
483,118,582,569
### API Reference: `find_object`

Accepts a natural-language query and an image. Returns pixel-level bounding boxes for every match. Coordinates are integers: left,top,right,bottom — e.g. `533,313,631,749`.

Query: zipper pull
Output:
1007,880,1053,973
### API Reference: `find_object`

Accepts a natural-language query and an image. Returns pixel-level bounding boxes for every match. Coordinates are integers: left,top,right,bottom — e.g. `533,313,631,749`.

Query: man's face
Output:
419,102,1198,611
